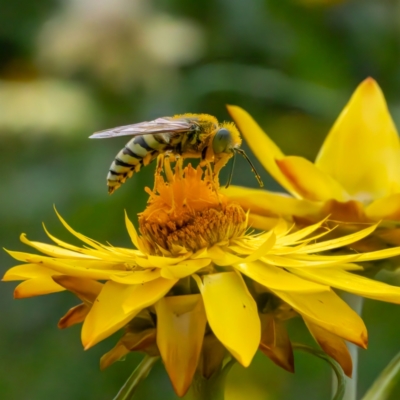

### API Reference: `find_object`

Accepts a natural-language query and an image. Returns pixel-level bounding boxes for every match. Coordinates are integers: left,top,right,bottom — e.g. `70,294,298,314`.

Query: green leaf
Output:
361,350,400,400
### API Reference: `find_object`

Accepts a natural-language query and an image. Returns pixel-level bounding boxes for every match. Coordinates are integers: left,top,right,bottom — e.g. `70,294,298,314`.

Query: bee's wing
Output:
89,117,194,139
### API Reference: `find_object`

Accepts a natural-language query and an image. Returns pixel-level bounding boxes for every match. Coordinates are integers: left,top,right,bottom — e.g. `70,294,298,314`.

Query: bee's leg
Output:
199,146,209,167
164,155,174,183
175,156,183,177
156,154,164,176
204,161,222,205
212,154,231,186
153,154,165,192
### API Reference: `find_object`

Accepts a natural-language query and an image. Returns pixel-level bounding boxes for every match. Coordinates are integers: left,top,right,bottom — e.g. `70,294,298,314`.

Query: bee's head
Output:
212,123,263,188
212,123,241,154
212,128,233,154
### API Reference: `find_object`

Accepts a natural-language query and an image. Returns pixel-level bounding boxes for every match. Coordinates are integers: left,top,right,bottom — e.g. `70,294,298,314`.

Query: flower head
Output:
226,78,400,254
5,160,400,396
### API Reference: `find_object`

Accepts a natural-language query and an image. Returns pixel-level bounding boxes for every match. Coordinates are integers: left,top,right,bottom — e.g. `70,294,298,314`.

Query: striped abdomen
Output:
107,134,168,194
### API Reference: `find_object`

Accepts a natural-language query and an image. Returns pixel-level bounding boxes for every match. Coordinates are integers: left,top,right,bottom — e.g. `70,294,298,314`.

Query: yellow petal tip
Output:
356,77,383,99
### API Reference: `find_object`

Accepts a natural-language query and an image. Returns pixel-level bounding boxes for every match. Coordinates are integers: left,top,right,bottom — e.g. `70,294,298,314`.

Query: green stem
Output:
361,350,400,400
294,343,346,400
189,359,236,400
114,355,159,400
338,292,364,400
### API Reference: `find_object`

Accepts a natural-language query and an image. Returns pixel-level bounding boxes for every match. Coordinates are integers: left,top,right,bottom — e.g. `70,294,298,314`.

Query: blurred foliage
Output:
2,0,400,399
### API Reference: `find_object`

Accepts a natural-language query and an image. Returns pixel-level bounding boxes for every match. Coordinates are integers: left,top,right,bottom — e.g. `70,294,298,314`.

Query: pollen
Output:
138,161,247,255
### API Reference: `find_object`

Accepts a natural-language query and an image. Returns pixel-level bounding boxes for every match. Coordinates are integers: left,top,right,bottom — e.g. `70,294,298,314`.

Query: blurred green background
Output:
2,0,400,399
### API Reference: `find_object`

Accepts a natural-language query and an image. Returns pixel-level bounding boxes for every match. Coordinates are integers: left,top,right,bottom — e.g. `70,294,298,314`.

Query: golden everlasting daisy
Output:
4,160,400,397
226,78,400,252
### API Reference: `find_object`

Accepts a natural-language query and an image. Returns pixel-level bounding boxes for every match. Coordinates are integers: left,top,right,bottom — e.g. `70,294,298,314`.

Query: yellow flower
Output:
4,160,400,396
226,78,400,251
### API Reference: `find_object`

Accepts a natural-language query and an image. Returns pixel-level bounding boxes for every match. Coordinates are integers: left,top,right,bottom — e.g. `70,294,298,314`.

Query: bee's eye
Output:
212,128,232,153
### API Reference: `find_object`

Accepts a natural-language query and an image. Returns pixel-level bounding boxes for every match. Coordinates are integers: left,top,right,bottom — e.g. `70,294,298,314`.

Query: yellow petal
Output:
276,156,348,201
270,289,367,348
100,341,131,370
82,278,176,349
20,233,95,259
236,262,328,292
58,303,90,329
259,313,294,373
316,78,400,200
263,253,359,268
123,278,178,313
276,217,329,246
155,295,207,397
135,254,191,269
243,231,276,262
125,210,141,247
227,105,301,197
124,211,147,253
52,276,103,304
54,208,107,251
5,250,130,280
14,277,64,298
43,224,90,254
223,186,321,219
2,264,57,281
248,214,281,231
111,269,161,285
290,268,400,304
160,259,212,279
366,193,400,220
194,272,260,367
206,246,243,266
304,320,352,378
355,247,400,262
295,223,378,254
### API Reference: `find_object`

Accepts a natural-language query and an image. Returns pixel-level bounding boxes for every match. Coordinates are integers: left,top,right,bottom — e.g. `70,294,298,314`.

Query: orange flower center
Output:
139,161,246,255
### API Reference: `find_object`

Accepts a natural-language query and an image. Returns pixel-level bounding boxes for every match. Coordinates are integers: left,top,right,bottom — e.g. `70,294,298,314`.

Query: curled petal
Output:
227,105,300,197
194,272,260,367
223,186,321,220
58,303,90,329
295,223,378,254
14,277,64,298
270,289,368,348
111,269,161,285
304,319,352,378
52,276,103,304
155,294,207,397
276,156,348,202
5,250,130,280
20,233,95,259
160,259,212,279
100,341,130,370
236,262,328,292
291,268,400,304
366,193,400,221
316,78,400,200
259,313,294,373
82,278,176,349
2,264,56,281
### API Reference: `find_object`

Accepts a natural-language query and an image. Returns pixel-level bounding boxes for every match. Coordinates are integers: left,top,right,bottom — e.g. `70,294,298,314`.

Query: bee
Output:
90,113,263,194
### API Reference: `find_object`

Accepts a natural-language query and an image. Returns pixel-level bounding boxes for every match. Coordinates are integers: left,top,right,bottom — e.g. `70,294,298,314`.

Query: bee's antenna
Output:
235,148,264,187
225,151,236,189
